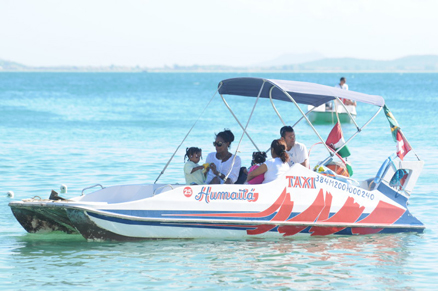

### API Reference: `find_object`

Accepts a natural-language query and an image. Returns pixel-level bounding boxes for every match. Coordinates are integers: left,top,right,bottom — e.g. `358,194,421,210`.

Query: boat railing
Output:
153,184,174,196
81,184,105,196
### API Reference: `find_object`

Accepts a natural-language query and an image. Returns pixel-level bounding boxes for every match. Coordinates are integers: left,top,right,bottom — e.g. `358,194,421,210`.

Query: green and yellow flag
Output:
383,105,400,142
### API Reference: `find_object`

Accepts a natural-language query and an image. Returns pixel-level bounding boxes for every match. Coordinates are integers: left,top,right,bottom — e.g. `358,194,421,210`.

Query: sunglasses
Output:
213,141,224,147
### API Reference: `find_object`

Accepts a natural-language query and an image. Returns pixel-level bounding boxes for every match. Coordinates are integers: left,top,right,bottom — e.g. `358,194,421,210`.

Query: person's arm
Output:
190,166,204,173
343,99,356,106
300,144,309,169
218,156,241,184
247,164,267,182
205,153,216,183
300,159,309,169
184,162,194,175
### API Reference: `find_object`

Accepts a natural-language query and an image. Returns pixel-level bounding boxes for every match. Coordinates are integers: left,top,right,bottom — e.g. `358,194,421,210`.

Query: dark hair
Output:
216,129,234,148
280,126,294,138
184,147,202,162
252,151,267,165
340,77,346,82
271,139,289,163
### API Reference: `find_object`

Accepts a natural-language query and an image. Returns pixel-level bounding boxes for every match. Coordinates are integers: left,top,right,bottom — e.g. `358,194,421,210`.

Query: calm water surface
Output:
1,72,437,290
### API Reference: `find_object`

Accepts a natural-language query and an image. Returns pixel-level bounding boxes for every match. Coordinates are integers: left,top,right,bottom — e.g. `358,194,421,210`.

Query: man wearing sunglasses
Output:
280,126,309,169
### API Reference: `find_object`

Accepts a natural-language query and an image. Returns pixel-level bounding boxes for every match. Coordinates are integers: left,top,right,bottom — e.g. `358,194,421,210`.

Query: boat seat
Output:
369,154,424,194
369,154,397,190
235,167,248,184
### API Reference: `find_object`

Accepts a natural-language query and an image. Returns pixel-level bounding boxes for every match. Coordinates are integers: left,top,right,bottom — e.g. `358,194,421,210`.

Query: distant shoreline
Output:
1,55,438,73
1,70,438,73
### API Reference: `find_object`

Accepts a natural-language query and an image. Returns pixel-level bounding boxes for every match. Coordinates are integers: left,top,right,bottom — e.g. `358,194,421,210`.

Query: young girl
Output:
184,147,208,185
247,151,267,184
247,139,290,184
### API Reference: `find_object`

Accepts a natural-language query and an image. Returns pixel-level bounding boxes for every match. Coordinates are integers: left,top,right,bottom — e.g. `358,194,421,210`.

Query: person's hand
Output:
210,163,217,175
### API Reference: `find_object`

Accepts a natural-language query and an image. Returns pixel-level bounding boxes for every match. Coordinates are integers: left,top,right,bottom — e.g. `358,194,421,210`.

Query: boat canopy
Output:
218,77,385,108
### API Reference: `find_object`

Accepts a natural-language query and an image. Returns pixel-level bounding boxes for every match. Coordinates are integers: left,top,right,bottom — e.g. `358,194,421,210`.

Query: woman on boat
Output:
246,139,290,184
205,129,241,184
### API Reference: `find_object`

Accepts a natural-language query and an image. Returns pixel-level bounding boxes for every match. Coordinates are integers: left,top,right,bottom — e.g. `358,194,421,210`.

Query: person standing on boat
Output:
206,129,241,184
280,126,309,168
246,139,290,184
335,77,356,106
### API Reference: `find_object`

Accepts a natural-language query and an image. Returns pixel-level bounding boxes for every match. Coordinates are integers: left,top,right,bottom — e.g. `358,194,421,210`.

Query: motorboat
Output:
9,78,425,241
307,101,357,124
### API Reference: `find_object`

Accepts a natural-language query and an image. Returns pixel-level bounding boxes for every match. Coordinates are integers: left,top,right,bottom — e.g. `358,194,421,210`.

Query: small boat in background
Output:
307,101,357,124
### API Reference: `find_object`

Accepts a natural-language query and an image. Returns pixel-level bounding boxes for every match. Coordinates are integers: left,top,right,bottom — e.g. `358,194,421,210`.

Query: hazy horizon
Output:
2,0,438,68
3,54,438,69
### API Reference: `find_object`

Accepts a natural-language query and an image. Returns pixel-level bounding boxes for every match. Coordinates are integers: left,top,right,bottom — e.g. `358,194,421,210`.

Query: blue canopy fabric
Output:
218,77,385,108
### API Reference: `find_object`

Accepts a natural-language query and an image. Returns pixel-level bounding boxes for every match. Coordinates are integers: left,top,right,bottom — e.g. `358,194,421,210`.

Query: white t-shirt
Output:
263,157,290,184
335,83,349,90
184,161,205,185
286,142,308,167
205,152,241,184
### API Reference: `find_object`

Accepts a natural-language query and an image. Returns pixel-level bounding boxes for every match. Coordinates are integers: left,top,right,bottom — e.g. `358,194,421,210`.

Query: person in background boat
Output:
246,139,290,184
335,77,356,106
247,151,267,184
184,147,208,185
206,129,242,184
280,126,309,168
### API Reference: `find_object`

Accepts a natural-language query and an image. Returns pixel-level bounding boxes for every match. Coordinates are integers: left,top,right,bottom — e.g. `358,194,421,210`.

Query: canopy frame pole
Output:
219,91,260,152
268,86,286,126
332,97,361,130
292,106,317,128
288,98,382,160
224,81,265,181
154,86,221,184
331,105,383,157
279,89,334,154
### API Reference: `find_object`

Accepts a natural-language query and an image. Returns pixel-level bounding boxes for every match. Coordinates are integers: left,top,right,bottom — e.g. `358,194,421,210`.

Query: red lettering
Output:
302,177,312,188
286,176,294,187
249,192,259,202
293,176,302,188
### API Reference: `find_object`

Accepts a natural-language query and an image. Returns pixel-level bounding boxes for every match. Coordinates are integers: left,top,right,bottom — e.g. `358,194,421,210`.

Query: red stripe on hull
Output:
351,200,406,235
278,188,326,237
317,191,333,221
311,196,365,236
247,192,293,235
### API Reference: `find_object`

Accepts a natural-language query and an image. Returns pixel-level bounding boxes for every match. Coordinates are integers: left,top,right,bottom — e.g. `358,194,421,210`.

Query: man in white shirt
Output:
335,77,356,106
280,126,309,168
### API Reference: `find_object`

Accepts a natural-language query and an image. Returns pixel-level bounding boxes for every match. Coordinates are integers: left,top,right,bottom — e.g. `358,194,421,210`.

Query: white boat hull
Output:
308,103,357,124
10,164,424,241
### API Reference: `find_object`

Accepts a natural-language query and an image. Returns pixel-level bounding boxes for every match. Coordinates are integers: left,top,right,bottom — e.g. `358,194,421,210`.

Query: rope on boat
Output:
21,196,43,202
224,81,265,182
154,85,221,184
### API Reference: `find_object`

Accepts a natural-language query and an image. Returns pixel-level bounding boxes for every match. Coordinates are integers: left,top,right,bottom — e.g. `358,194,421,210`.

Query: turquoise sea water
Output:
1,72,437,290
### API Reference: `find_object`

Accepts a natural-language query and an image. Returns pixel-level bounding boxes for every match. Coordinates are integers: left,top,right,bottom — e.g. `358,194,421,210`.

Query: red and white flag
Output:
326,122,351,158
396,130,412,160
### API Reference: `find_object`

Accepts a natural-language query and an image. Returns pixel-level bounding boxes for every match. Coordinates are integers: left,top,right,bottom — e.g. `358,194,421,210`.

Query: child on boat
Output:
247,139,290,184
184,147,209,185
247,151,267,184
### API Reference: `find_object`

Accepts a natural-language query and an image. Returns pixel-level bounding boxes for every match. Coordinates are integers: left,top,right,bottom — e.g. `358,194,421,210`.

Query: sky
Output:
1,0,438,68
